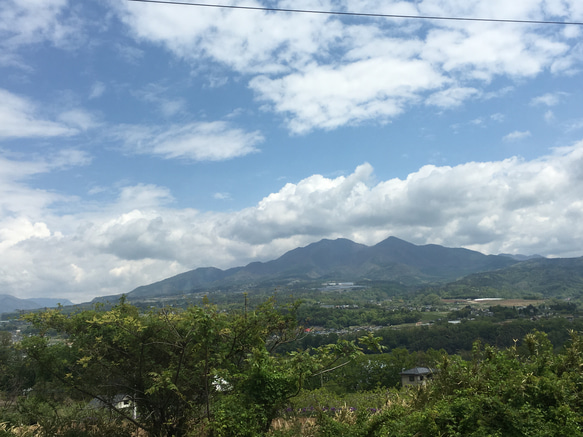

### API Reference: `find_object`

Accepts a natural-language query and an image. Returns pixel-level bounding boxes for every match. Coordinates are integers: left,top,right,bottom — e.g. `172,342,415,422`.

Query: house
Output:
87,394,137,419
400,367,435,387
114,394,135,413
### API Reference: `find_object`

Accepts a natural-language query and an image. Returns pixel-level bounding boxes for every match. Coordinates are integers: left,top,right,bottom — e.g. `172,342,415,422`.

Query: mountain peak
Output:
374,236,416,247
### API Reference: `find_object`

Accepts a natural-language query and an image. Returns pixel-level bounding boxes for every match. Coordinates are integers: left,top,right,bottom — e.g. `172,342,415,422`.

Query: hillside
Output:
439,256,583,298
110,236,520,301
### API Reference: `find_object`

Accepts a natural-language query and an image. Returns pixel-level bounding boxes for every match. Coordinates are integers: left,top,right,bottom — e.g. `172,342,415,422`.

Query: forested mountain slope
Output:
439,256,583,298
115,236,519,300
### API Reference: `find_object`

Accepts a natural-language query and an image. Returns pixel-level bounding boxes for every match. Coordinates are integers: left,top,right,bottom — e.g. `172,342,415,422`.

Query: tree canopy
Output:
20,297,364,436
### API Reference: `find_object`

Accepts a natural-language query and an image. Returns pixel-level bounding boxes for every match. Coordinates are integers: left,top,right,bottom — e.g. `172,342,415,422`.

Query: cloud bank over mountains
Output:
2,142,582,301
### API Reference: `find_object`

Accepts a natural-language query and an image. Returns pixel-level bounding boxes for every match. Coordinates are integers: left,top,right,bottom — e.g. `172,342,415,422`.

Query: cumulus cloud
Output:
2,141,583,302
115,0,583,133
252,54,445,133
114,121,264,161
118,0,342,75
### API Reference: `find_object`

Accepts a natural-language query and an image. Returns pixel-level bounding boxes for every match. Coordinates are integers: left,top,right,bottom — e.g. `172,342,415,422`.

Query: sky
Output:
2,0,583,303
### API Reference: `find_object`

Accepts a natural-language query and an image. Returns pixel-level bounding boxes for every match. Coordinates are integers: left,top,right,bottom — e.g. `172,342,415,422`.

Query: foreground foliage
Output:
17,298,365,437
2,298,583,436
288,330,583,436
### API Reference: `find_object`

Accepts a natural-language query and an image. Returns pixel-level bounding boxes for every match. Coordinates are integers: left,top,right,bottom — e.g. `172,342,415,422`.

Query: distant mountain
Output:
30,298,74,308
121,267,236,300
440,256,583,298
499,253,545,261
112,236,521,301
0,295,73,314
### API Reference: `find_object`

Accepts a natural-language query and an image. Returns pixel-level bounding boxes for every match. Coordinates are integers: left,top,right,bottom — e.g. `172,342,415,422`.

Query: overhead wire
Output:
127,0,583,26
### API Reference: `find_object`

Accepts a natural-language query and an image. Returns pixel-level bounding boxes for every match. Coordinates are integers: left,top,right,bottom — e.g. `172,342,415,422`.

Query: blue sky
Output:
2,0,583,303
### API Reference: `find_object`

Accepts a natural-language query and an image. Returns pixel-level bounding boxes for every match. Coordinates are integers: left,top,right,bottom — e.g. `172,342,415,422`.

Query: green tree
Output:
22,298,363,436
0,331,34,407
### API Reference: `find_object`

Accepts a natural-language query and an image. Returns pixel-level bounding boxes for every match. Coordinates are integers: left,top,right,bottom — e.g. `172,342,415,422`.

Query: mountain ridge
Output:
440,256,583,298
105,236,523,301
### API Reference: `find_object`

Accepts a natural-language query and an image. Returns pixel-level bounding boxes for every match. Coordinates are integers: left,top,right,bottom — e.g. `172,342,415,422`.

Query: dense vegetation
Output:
1,298,371,436
437,257,583,299
1,290,583,436
300,330,583,437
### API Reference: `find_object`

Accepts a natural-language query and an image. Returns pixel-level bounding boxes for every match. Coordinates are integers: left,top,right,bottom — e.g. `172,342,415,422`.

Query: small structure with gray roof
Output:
400,367,435,387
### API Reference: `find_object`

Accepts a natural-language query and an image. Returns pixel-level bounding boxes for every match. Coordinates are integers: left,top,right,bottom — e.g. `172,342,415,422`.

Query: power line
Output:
127,0,583,26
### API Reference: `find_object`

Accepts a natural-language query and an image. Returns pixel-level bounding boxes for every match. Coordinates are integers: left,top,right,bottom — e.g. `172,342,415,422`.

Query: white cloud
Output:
114,0,582,133
0,0,83,54
116,184,175,210
531,92,568,106
118,0,343,75
219,140,583,256
0,150,91,218
3,141,583,302
114,121,264,161
0,217,51,251
503,130,532,142
421,23,567,80
214,192,232,200
426,87,480,108
49,148,92,169
0,89,78,138
0,149,90,184
58,109,100,130
251,57,444,133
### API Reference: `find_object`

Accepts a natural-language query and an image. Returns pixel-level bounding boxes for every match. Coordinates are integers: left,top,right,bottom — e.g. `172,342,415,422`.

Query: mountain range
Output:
0,295,74,315
108,236,527,301
5,236,581,310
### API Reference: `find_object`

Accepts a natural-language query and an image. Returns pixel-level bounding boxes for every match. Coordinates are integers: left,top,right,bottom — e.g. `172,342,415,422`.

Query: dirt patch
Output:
442,298,545,307
477,299,545,307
